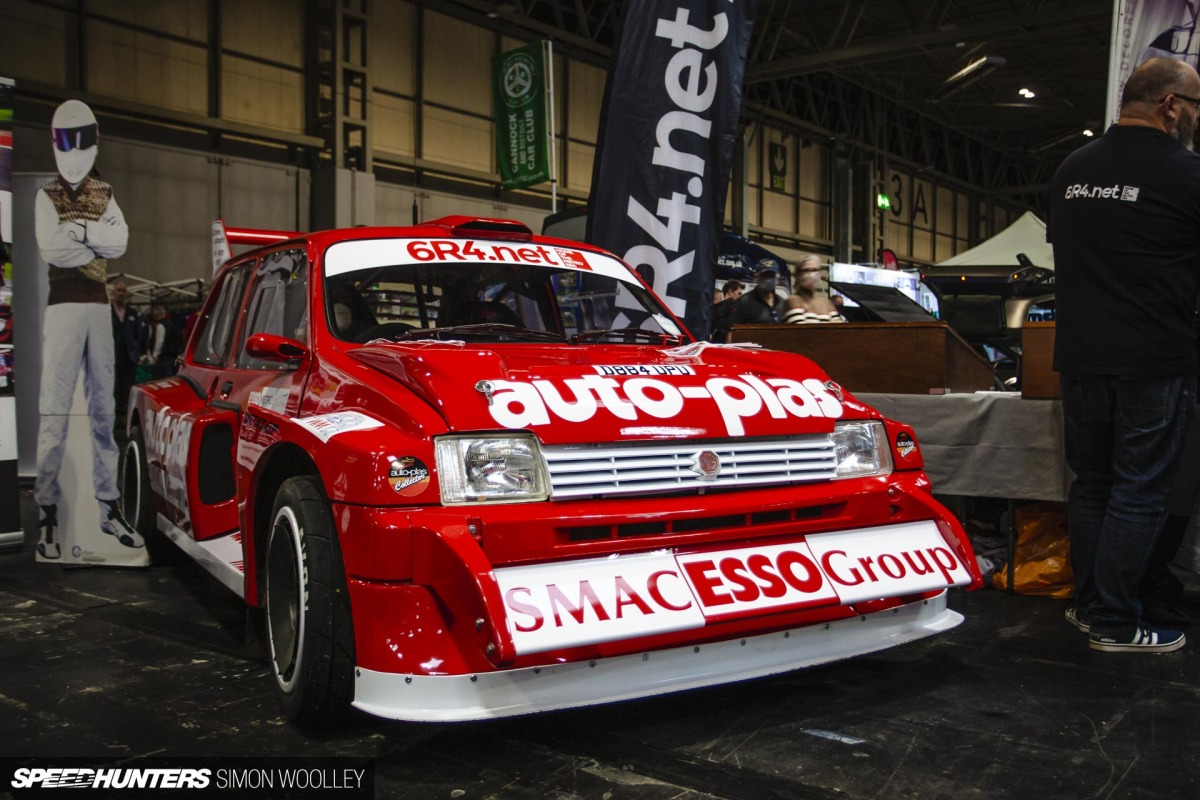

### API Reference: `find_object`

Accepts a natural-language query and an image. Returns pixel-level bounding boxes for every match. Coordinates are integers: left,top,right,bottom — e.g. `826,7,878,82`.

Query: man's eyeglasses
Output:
1167,92,1200,111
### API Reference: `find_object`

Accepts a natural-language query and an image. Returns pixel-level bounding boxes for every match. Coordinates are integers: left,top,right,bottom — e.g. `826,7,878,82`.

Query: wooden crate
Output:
1020,321,1059,399
730,321,996,395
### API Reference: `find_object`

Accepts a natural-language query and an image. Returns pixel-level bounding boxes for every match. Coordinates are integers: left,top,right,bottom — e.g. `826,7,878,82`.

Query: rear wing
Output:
211,219,300,276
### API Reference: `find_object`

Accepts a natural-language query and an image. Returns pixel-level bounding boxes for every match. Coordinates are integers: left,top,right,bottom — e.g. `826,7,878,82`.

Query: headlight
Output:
435,435,550,504
830,421,893,479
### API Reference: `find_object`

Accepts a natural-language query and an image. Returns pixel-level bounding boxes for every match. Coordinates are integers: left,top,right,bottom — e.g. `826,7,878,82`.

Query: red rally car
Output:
121,216,982,722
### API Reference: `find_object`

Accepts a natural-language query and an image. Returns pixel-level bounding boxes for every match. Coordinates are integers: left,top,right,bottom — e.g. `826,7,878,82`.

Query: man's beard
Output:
1174,114,1197,150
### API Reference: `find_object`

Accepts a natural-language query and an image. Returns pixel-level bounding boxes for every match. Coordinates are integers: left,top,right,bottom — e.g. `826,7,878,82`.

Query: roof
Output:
433,0,1113,204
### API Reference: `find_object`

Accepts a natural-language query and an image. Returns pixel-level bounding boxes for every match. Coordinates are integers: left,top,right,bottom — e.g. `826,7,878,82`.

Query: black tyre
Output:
264,475,355,721
119,424,157,538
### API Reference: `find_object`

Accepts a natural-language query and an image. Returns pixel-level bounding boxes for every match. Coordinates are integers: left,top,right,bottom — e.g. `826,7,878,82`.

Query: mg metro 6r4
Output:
121,216,981,722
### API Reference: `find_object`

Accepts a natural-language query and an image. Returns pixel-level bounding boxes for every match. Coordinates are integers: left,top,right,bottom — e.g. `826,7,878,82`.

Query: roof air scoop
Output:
427,215,533,241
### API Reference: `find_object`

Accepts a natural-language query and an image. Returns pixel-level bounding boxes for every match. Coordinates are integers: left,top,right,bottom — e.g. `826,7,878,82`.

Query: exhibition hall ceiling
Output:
434,0,1112,190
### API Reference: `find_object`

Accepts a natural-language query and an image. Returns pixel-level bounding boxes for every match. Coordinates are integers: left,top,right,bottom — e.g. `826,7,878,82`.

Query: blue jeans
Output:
1061,373,1196,636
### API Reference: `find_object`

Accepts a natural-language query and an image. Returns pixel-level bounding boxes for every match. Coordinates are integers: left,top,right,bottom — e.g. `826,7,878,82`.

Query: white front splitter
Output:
352,590,962,722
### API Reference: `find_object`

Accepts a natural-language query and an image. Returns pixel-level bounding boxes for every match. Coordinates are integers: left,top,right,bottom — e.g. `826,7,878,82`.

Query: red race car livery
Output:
122,216,981,722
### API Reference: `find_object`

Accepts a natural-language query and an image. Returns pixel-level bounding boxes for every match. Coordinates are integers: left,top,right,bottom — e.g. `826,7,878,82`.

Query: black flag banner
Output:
587,0,757,339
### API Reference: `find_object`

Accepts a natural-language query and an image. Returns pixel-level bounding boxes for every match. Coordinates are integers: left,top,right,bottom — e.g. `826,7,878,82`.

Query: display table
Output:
860,391,1074,593
858,391,1072,502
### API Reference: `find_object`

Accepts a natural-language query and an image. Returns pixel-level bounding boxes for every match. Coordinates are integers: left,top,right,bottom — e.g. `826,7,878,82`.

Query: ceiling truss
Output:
430,0,1112,207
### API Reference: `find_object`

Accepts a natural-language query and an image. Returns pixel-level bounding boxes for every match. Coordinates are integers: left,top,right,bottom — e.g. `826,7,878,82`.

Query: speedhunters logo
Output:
4,759,371,797
12,768,209,789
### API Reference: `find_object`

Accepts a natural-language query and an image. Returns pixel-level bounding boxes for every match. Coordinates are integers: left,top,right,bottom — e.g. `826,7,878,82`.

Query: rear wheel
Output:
119,424,156,537
123,424,188,563
118,422,180,564
264,475,355,721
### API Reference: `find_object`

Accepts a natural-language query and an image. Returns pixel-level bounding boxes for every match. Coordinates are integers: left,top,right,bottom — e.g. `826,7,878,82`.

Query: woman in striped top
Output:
783,256,844,324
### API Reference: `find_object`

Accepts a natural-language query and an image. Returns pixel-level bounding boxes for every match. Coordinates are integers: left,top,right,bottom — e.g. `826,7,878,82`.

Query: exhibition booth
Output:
4,2,1200,795
730,214,1069,590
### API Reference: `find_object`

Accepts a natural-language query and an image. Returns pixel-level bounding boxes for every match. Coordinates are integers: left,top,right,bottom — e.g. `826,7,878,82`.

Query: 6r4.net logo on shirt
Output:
1063,183,1140,201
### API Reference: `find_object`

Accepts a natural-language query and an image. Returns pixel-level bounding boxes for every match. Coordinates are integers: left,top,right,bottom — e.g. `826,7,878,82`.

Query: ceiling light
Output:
1082,129,1094,137
931,55,1006,101
1018,87,1036,98
945,56,1004,86
1033,128,1092,152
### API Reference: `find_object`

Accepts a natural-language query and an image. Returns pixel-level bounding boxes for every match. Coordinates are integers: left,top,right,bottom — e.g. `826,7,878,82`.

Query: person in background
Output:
108,279,139,432
709,279,744,342
141,303,180,379
1047,57,1200,653
730,267,781,329
783,256,844,324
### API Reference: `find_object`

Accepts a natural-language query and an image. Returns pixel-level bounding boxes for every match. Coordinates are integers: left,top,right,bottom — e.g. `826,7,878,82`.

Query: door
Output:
189,249,311,541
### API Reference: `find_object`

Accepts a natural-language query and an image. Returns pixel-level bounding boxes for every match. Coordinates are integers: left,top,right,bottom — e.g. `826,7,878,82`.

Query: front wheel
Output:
264,475,355,721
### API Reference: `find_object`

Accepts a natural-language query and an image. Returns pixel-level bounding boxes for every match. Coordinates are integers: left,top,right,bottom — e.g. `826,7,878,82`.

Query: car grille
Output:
541,436,838,499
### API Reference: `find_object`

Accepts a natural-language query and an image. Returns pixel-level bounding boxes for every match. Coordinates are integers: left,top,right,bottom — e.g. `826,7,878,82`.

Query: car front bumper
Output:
352,589,961,722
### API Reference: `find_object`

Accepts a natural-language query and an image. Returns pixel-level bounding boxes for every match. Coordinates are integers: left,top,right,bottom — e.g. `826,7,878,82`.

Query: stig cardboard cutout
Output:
33,99,146,565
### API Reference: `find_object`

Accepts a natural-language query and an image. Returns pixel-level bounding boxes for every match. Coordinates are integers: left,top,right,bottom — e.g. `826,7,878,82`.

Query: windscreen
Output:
322,238,687,345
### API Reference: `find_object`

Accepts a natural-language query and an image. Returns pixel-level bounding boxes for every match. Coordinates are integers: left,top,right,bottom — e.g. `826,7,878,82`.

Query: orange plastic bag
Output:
990,502,1073,597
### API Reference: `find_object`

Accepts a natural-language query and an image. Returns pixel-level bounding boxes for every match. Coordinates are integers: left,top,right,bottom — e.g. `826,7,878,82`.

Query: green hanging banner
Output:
493,42,550,190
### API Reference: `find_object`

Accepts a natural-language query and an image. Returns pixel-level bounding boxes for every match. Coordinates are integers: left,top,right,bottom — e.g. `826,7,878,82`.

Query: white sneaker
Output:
100,500,145,549
37,504,61,560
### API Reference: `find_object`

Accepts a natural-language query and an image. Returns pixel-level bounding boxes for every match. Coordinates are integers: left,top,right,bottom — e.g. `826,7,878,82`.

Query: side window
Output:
236,250,309,370
193,264,249,367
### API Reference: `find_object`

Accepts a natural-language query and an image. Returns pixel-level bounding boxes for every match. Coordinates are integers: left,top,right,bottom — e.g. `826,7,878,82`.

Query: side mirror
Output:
245,332,309,363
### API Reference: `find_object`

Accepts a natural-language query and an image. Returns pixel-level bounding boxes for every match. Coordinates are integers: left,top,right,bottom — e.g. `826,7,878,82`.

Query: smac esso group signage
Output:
494,521,971,654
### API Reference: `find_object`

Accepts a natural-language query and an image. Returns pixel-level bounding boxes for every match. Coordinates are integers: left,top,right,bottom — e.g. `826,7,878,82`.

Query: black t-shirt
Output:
1047,125,1200,377
710,296,738,341
731,289,781,325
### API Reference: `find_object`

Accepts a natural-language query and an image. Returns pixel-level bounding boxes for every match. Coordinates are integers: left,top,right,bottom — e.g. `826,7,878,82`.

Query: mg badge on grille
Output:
690,449,721,481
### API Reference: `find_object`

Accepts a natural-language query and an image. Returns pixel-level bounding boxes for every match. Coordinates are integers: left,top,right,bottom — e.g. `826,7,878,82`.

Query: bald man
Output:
1048,57,1200,653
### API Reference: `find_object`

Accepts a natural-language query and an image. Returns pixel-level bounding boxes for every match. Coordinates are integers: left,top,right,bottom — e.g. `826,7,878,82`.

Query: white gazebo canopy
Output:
937,211,1054,270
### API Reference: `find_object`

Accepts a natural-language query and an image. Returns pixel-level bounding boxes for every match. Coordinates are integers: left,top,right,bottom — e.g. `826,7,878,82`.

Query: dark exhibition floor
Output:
3,489,1199,800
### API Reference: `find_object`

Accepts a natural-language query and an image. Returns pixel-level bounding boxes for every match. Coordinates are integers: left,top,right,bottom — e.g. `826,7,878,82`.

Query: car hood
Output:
349,342,876,445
